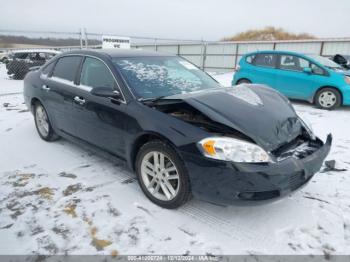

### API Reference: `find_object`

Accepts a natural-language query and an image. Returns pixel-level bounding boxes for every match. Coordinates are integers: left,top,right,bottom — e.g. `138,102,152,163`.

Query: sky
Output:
0,0,349,41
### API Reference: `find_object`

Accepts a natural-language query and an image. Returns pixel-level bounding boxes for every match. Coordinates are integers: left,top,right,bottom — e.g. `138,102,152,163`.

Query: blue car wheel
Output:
315,88,341,110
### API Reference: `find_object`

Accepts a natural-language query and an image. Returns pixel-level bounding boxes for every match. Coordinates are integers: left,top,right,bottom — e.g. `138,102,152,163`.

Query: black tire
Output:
236,78,251,85
33,101,60,141
135,140,191,209
314,88,341,110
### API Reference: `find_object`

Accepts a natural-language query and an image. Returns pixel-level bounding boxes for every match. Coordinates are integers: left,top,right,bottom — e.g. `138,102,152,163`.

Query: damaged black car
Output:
23,49,332,208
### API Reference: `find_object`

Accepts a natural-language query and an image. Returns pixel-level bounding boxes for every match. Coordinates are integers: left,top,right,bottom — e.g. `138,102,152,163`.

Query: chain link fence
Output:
0,29,203,79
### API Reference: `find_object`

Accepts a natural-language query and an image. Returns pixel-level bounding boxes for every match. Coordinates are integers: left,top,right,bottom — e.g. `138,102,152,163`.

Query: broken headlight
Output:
198,137,271,163
299,117,316,140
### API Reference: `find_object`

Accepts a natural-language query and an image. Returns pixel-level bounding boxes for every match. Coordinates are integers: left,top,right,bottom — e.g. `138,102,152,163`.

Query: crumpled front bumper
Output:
181,134,332,205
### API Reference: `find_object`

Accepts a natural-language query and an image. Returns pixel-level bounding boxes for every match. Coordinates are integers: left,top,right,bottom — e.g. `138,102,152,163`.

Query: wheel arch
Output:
313,86,343,105
129,132,178,171
30,97,43,113
235,78,251,85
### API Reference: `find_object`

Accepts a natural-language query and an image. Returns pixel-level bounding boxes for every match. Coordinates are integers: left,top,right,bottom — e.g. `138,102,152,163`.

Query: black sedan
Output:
23,49,332,208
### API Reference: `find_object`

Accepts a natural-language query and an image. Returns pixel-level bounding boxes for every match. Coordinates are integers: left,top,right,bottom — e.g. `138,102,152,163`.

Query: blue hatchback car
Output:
233,50,350,109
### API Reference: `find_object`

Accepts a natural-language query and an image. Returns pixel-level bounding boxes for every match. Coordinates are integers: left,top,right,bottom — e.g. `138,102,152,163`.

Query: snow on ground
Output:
0,64,350,256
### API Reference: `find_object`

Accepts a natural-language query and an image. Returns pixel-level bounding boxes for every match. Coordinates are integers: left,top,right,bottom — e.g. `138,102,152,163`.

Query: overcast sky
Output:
1,0,349,41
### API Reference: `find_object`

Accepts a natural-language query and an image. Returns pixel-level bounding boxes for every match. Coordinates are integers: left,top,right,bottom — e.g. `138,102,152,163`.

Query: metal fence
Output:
1,29,350,73
134,39,350,73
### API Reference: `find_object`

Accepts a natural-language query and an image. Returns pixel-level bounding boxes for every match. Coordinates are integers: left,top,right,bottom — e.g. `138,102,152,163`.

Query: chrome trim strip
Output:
77,84,92,92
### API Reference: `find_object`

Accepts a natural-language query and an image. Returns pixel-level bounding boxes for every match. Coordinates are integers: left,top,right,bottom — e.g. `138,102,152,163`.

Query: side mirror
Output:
90,87,122,100
303,67,312,74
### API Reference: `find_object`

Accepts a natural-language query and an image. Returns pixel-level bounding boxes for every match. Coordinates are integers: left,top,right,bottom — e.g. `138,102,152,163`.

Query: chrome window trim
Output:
43,54,127,104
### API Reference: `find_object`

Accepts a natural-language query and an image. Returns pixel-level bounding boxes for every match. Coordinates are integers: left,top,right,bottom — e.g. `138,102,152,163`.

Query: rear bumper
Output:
181,134,332,205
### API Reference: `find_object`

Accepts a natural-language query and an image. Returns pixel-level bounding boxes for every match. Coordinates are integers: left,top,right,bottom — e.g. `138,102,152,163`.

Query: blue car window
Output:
246,55,255,64
253,54,277,68
279,55,310,72
310,63,324,75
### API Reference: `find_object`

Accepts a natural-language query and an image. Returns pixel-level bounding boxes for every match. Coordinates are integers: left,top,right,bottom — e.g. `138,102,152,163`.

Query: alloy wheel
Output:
35,105,49,137
140,151,180,201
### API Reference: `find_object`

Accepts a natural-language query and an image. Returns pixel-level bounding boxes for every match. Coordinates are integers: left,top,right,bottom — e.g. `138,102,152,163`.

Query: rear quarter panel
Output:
23,71,44,113
234,58,276,88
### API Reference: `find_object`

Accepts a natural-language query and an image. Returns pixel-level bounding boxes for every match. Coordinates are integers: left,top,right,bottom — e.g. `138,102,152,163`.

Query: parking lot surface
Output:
1,64,350,255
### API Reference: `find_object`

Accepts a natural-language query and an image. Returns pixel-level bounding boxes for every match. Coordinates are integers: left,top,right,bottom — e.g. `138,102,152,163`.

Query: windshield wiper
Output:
138,95,169,104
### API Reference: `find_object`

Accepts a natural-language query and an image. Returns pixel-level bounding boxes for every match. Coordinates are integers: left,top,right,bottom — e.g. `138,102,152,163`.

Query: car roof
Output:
244,50,311,57
10,49,61,54
61,48,176,58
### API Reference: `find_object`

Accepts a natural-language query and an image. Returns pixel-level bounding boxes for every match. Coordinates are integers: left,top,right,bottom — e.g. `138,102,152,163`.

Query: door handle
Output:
73,96,86,105
42,84,50,91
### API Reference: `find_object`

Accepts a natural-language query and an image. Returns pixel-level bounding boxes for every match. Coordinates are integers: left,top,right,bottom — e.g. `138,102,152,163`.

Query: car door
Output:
275,54,319,99
71,56,128,157
41,55,83,136
249,53,278,88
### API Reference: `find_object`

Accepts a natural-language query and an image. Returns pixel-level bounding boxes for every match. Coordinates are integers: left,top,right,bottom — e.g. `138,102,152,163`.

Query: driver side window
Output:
80,57,116,89
310,63,324,75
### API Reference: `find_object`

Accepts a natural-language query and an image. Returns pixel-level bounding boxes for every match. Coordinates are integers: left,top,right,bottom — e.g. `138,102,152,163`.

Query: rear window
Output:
14,53,29,59
52,56,81,82
246,55,255,64
253,53,277,68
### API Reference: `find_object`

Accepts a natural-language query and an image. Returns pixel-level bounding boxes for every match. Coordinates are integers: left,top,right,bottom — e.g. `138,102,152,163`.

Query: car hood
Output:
169,85,303,152
342,70,350,76
331,68,350,76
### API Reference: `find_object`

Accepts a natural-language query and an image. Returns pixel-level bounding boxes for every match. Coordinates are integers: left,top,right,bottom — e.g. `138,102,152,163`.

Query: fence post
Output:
84,28,88,48
79,28,83,49
320,41,324,56
154,38,158,51
201,41,207,70
234,43,239,69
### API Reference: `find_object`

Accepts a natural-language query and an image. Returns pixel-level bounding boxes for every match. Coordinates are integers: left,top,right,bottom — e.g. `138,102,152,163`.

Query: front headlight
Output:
198,137,271,163
299,117,316,140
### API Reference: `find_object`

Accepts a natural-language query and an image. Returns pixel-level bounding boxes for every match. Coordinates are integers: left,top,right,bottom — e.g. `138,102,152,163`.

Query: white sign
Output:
102,35,131,49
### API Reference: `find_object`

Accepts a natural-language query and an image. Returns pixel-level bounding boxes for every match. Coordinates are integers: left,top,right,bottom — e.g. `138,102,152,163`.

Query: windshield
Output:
309,55,343,69
113,56,221,99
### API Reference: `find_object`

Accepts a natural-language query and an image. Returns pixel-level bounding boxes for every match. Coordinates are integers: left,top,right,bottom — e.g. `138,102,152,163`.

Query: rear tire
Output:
315,88,341,110
236,78,251,85
34,101,60,141
135,140,191,209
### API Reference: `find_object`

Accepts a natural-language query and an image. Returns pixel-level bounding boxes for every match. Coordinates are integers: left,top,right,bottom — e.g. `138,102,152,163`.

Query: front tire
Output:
135,141,191,209
315,88,341,110
34,102,60,141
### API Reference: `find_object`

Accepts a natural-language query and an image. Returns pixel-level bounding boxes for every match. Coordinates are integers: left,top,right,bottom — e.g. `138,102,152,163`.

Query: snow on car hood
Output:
176,85,303,151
